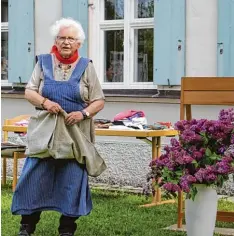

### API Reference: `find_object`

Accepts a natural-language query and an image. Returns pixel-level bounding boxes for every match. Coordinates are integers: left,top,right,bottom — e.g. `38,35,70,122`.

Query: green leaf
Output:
170,179,179,184
190,186,198,201
192,160,199,168
209,155,218,160
205,148,212,156
200,132,205,136
201,132,209,144
217,175,224,187
175,171,183,177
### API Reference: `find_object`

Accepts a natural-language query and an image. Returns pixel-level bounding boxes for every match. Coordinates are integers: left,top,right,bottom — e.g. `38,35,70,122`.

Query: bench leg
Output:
177,191,183,228
2,157,7,185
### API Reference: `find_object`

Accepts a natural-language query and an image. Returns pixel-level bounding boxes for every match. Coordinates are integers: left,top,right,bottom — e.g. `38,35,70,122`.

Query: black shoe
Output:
18,229,31,236
18,224,31,236
59,233,74,236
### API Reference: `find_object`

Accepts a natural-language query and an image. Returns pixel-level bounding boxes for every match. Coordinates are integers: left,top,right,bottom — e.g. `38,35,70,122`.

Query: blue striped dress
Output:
11,55,93,217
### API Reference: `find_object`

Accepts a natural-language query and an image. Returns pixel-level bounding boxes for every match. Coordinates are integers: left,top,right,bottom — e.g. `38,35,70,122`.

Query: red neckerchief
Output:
50,45,78,64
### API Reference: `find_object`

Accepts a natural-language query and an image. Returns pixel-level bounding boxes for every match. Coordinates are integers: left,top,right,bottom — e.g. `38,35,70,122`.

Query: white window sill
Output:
1,81,12,87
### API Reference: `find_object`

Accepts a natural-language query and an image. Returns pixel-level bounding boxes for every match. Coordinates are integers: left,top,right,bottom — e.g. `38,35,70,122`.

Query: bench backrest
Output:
180,77,234,120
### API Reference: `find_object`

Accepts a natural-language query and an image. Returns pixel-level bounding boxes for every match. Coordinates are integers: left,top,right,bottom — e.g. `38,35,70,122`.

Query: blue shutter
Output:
62,0,88,57
8,0,35,83
217,0,234,76
153,0,185,85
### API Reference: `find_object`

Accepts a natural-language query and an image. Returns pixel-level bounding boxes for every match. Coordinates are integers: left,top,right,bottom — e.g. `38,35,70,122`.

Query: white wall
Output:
186,0,217,76
35,0,62,55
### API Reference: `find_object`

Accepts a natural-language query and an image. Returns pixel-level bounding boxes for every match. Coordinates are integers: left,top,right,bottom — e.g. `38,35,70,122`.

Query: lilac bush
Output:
148,108,234,199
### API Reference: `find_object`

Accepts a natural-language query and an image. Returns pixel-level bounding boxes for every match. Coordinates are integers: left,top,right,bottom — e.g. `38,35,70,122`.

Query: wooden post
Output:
177,191,183,228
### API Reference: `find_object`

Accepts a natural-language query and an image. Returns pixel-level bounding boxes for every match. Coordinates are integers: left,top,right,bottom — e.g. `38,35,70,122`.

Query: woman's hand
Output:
43,100,62,114
65,111,84,125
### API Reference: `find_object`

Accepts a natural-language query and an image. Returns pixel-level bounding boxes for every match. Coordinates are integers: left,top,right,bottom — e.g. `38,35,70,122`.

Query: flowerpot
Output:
185,185,218,236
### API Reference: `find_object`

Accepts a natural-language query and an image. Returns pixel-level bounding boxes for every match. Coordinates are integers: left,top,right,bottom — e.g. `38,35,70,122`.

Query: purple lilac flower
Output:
218,145,227,155
156,157,169,167
148,108,234,195
180,181,190,193
215,160,233,174
170,138,180,147
201,120,232,141
175,155,194,165
206,173,217,181
195,169,203,182
185,175,197,183
192,150,204,160
163,183,180,192
180,130,203,144
177,175,197,193
194,166,217,183
174,120,189,131
219,108,234,123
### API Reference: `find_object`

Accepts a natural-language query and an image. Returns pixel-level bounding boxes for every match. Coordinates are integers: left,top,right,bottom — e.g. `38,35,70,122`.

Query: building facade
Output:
1,0,234,192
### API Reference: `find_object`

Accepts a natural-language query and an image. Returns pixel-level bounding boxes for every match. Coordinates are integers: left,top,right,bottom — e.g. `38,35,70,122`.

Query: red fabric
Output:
50,45,79,64
114,110,145,121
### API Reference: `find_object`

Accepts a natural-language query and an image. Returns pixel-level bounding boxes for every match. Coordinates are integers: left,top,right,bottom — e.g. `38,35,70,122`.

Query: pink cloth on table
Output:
113,110,145,121
14,119,29,126
14,119,29,136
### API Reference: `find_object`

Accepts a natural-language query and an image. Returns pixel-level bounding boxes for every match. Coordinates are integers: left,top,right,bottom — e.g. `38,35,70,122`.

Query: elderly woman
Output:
11,18,106,236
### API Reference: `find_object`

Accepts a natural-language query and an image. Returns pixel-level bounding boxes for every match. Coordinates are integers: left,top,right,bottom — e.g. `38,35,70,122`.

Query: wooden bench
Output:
178,77,234,228
1,115,31,191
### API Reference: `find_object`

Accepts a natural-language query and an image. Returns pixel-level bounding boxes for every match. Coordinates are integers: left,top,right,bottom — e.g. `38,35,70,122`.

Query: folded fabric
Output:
155,122,172,129
1,142,26,150
109,125,134,130
1,142,26,157
25,110,107,177
144,124,165,130
14,119,29,126
113,110,145,121
94,118,112,124
123,117,147,126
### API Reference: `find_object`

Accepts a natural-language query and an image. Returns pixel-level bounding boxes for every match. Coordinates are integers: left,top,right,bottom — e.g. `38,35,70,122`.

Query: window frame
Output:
1,21,11,87
90,0,155,89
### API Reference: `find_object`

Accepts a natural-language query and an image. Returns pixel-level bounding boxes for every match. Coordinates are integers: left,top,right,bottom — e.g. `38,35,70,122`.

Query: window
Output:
1,0,10,86
91,0,154,89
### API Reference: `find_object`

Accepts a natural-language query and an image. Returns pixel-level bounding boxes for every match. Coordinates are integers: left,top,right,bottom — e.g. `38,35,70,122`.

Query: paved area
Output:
165,224,234,236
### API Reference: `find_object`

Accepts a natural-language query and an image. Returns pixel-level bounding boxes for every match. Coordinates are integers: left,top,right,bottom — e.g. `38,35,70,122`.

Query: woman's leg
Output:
58,215,79,235
19,211,42,235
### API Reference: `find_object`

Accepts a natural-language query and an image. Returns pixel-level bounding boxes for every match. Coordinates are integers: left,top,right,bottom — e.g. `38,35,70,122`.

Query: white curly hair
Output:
50,18,85,45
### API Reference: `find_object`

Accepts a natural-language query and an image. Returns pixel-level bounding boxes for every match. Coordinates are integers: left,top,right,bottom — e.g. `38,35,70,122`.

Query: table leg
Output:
155,137,162,203
140,137,175,207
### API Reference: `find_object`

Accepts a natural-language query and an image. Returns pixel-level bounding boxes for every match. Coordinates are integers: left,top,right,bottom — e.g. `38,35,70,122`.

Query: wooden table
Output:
2,124,178,207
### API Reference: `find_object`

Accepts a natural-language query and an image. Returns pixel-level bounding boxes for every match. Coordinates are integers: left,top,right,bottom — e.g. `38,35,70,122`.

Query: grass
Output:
2,184,234,236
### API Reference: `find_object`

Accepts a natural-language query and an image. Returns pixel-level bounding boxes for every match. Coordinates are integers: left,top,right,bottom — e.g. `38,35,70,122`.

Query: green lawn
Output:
2,184,234,236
